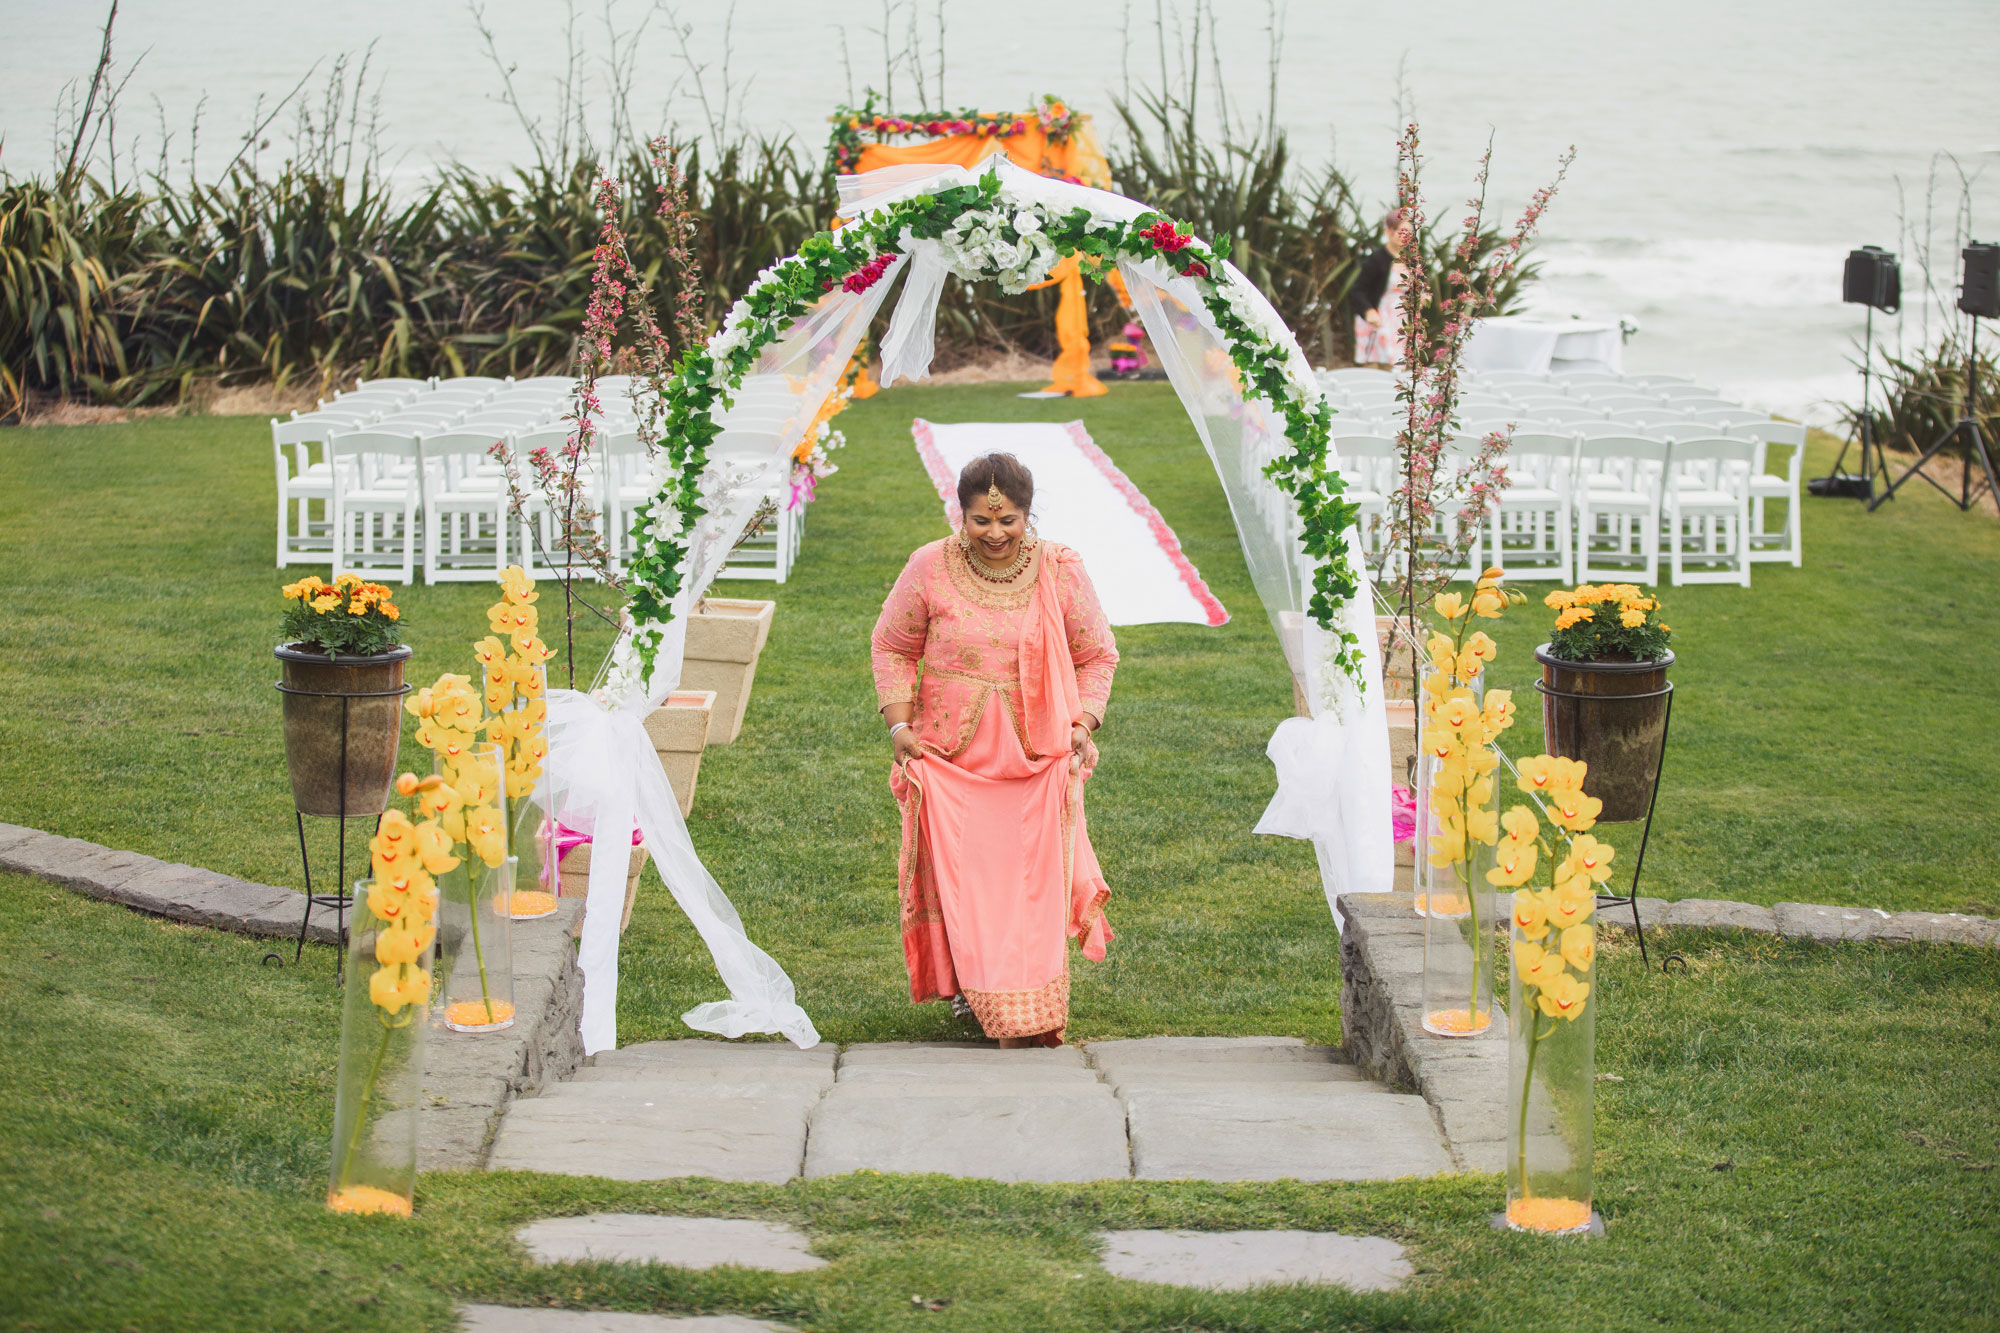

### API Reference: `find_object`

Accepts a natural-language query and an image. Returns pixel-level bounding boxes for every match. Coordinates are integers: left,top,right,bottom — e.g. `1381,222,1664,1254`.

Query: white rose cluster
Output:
940,205,1059,295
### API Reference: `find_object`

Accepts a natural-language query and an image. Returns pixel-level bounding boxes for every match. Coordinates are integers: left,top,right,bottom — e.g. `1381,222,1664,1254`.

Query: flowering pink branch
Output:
1382,122,1574,678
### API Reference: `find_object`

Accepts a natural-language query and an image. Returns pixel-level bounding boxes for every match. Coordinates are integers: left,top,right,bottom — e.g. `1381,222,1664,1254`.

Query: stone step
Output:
1123,1084,1452,1182
532,1080,826,1108
832,1062,1106,1087
573,1064,835,1089
823,1079,1114,1101
1104,1065,1367,1094
836,1041,1088,1068
515,1214,828,1273
1086,1036,1346,1072
592,1040,837,1071
490,1090,811,1184
803,1093,1129,1182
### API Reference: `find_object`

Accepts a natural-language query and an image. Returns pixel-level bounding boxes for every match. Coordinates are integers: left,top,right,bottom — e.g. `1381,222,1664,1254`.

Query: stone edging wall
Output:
1336,891,1999,1172
0,822,586,1171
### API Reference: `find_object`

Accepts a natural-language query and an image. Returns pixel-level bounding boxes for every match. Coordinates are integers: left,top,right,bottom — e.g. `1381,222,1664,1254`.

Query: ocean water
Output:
6,0,1997,424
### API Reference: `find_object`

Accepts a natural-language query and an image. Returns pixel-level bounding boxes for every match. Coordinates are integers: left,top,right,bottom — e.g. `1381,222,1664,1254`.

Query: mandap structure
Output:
547,158,1394,1054
830,96,1127,397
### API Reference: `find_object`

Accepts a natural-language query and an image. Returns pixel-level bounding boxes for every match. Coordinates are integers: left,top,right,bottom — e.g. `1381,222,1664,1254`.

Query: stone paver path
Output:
516,1215,827,1273
1097,1229,1413,1292
458,1307,791,1332
491,1037,1452,1184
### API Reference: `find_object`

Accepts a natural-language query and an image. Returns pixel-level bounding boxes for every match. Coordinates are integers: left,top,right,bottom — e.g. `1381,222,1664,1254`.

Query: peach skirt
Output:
895,701,1110,1044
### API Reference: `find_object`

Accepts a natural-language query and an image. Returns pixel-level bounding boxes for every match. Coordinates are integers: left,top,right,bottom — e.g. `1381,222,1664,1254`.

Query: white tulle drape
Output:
549,158,1394,1056
1117,258,1392,927
549,258,905,1054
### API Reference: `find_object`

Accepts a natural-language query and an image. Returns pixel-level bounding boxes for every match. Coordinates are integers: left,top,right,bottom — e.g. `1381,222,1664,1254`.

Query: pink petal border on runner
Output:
907,417,1229,627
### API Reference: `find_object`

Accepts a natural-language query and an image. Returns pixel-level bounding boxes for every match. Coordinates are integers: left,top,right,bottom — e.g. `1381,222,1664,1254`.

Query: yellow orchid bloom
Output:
1560,923,1596,972
1476,565,1505,588
1512,888,1552,941
513,635,554,665
1513,936,1547,972
369,964,413,1013
1548,880,1595,930
1548,785,1603,833
465,805,508,869
1467,743,1501,777
1441,694,1480,731
1428,808,1468,867
1466,801,1500,846
1471,587,1506,618
1562,833,1617,885
1515,754,1559,795
1466,774,1495,809
1521,939,1568,993
1422,724,1465,764
1482,690,1516,733
1462,631,1497,665
1433,591,1467,621
374,919,435,966
1421,669,1454,702
1488,834,1538,886
368,810,419,870
1535,970,1590,1022
1500,804,1539,843
473,635,509,667
414,822,461,875
486,602,515,634
499,565,539,604
514,666,547,700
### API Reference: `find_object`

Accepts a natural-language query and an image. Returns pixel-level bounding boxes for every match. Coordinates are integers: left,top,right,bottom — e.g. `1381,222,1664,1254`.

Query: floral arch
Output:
550,157,1391,1056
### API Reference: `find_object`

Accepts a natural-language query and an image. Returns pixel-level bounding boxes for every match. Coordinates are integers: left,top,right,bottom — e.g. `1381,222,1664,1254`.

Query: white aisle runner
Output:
912,419,1228,627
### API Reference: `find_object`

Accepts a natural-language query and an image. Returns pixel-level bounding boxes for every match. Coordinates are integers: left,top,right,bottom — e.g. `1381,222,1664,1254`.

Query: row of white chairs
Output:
274,377,802,584
1320,428,1801,586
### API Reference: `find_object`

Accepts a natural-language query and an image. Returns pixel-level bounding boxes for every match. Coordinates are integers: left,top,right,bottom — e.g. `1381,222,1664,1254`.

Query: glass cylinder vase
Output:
328,877,433,1216
435,742,515,1033
1506,894,1596,1233
504,776,557,921
1415,674,1484,918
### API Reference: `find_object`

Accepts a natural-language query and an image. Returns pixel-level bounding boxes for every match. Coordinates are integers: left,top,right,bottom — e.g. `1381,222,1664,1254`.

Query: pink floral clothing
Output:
872,537,1119,1043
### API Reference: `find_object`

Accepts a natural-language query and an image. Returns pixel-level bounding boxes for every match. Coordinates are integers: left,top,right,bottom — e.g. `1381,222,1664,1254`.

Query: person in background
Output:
1352,208,1411,366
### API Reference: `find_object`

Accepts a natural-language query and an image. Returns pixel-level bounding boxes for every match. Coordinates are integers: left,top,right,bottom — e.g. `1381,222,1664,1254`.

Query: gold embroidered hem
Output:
963,971,1070,1041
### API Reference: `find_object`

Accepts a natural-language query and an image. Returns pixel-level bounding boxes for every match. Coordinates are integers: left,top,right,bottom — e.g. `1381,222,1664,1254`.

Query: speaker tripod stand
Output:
1869,315,1999,513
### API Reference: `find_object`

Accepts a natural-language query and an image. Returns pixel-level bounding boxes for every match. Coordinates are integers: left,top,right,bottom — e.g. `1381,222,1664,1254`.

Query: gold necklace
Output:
959,532,1036,582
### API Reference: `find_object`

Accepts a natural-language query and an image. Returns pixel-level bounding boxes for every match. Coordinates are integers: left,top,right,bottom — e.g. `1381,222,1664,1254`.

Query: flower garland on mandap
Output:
607,168,1362,703
826,95,1078,170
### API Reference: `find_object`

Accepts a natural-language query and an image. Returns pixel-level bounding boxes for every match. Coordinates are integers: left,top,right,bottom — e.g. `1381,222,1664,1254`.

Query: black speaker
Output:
1960,242,2000,320
1843,246,1900,312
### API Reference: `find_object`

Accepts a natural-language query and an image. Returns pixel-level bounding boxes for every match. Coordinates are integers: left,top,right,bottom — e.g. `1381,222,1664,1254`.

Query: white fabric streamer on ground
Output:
910,419,1228,628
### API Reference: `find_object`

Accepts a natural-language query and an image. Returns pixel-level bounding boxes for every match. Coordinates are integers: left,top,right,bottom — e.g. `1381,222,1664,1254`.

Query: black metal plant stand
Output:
272,679,411,979
1532,677,1679,973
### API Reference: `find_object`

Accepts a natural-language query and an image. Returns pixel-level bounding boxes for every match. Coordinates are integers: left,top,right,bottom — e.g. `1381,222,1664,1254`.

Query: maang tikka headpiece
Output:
985,481,1006,513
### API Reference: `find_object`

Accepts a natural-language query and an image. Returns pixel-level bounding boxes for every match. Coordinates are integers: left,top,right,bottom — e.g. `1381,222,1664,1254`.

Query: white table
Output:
1462,317,1623,374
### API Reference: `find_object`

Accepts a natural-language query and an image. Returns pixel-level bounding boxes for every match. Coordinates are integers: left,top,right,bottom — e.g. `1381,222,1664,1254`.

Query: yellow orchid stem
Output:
1515,1014,1552,1199
466,869,495,1023
337,1010,396,1193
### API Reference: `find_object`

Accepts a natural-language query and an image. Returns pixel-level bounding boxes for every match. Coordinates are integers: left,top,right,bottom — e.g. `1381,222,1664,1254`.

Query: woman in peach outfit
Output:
872,452,1118,1048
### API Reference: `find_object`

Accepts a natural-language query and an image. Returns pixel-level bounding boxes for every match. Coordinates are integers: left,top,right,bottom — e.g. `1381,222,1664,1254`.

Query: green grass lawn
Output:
3,385,2000,1329
5,874,1996,1330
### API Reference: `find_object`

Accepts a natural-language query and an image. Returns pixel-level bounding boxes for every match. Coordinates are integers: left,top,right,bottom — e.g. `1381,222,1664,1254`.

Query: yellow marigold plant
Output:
280,573,403,657
1543,582,1672,663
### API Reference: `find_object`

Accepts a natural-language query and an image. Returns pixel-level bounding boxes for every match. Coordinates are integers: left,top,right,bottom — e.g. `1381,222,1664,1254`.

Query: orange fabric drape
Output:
850,117,1119,395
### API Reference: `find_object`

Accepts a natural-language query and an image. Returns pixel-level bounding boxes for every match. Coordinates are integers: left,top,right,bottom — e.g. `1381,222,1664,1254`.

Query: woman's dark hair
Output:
956,452,1034,516
1382,207,1408,234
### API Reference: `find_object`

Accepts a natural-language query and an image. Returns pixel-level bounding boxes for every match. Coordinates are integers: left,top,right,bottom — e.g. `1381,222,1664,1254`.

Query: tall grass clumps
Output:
3,5,1549,417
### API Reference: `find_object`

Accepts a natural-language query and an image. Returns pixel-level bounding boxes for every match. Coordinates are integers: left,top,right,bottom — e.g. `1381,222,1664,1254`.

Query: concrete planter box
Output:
560,840,650,935
682,598,775,745
644,690,716,816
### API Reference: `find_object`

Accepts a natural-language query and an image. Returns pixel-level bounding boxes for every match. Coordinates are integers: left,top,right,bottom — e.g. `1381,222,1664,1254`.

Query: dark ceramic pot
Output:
1534,644,1673,823
274,643,412,817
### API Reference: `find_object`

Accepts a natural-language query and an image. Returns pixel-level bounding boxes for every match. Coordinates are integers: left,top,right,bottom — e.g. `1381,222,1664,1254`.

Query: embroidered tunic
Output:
871,537,1119,1042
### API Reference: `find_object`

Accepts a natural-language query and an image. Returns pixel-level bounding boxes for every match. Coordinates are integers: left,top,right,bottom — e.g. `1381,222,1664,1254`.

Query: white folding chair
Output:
1625,372,1696,387
435,376,508,391
504,426,614,581
718,484,795,583
1575,436,1670,585
598,429,655,572
355,376,431,393
302,403,384,428
1739,420,1807,566
1331,433,1396,566
273,417,337,567
417,432,512,583
1663,437,1756,586
1488,432,1577,581
513,376,576,389
1531,404,1609,426
1584,393,1662,413
329,430,422,583
1656,384,1722,403
323,390,413,413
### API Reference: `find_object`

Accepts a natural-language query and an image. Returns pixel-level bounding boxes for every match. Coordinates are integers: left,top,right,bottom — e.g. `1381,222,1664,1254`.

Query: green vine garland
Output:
613,170,1361,699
